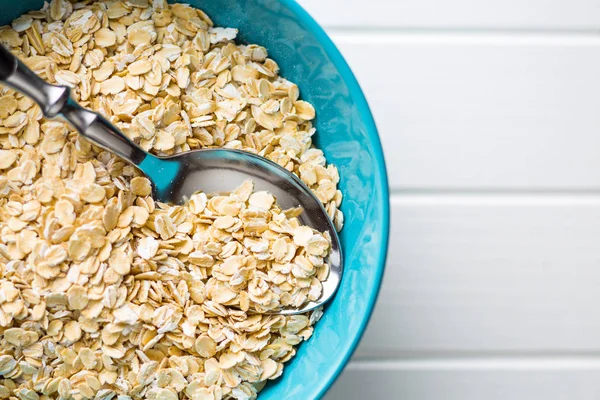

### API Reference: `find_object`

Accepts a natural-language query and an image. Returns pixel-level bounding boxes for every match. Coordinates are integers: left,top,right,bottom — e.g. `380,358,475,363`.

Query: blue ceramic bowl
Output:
0,1,390,398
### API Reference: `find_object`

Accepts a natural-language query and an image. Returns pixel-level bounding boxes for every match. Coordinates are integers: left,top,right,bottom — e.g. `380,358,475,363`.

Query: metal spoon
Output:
0,45,342,315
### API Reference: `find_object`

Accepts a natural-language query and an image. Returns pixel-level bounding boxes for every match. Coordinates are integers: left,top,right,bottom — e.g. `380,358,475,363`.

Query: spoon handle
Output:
0,45,148,165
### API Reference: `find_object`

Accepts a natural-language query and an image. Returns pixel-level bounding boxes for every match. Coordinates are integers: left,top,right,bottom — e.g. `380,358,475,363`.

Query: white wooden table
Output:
296,1,600,398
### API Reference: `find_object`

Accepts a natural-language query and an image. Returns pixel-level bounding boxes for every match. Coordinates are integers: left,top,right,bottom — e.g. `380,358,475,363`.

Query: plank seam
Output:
329,31,600,45
388,192,600,205
326,26,600,36
346,357,600,370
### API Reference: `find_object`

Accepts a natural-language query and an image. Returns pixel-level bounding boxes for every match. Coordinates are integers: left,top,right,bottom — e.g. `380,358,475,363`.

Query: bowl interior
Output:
0,1,390,398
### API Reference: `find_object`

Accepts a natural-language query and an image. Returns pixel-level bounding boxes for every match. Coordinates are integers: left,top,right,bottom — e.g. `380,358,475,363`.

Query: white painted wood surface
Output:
356,196,600,357
294,0,600,399
328,360,600,400
299,0,600,30
332,33,600,190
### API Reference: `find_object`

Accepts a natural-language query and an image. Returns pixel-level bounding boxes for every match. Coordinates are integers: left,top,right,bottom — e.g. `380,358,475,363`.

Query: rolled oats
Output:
0,1,342,399
0,150,17,169
95,27,117,48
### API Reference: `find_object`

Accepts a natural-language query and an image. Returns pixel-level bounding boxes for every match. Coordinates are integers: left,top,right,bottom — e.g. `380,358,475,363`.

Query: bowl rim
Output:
280,1,391,397
0,0,390,397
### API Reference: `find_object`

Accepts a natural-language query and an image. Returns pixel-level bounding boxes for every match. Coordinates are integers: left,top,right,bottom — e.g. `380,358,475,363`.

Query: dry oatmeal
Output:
0,0,343,398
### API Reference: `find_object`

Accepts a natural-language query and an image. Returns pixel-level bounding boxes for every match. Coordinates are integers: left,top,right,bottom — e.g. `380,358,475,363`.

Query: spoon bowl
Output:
139,149,343,315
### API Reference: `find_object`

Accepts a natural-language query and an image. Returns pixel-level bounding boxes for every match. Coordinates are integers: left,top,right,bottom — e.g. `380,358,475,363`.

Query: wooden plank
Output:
353,196,600,358
329,33,600,190
298,0,600,30
326,360,600,400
